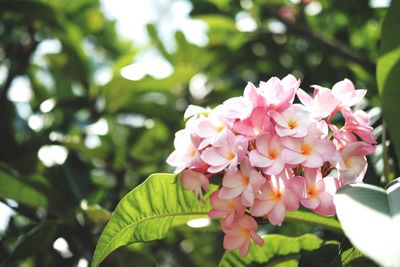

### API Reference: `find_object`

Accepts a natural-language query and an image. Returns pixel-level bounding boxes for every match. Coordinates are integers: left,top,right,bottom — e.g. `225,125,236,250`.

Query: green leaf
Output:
334,180,400,267
5,221,58,263
298,243,341,267
218,234,323,267
91,173,214,267
285,210,342,233
341,248,378,267
377,0,400,165
81,203,111,224
0,170,48,209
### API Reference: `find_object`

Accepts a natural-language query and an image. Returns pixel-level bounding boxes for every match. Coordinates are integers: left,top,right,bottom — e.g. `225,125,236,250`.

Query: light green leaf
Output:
91,173,213,267
218,234,323,267
334,180,400,267
285,210,342,233
0,170,48,209
81,203,111,224
377,0,400,165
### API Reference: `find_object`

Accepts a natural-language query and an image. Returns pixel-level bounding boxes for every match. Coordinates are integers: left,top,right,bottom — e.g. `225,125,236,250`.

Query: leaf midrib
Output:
93,210,209,266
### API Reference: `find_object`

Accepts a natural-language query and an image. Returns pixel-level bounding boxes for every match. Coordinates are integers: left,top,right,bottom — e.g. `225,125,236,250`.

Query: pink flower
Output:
297,87,339,120
181,170,210,200
184,104,210,120
259,75,300,112
209,190,245,228
166,129,204,173
331,79,366,109
290,168,338,216
342,108,376,144
281,133,337,168
196,107,234,149
219,158,266,206
336,142,375,184
330,124,358,149
270,104,314,138
249,133,286,175
201,133,248,174
250,170,299,226
233,107,273,138
222,215,264,256
223,82,266,121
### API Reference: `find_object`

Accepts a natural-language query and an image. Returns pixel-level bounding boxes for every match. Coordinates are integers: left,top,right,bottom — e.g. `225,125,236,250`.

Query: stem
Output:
382,119,391,183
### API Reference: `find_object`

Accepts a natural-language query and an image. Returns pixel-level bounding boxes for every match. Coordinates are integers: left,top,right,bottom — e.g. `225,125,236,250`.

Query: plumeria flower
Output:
297,87,339,120
250,170,299,226
258,74,300,112
219,158,266,206
270,104,314,138
196,106,234,149
233,107,273,138
181,169,210,200
290,168,338,216
222,215,264,256
166,129,204,173
341,108,376,144
281,133,337,168
184,104,211,120
249,132,286,175
336,142,376,184
330,124,358,149
223,82,266,121
331,79,366,109
209,190,245,228
201,133,248,174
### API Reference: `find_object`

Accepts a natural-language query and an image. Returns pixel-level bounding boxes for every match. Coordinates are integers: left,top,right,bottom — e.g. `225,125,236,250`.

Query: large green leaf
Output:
0,170,48,209
91,173,213,267
377,0,400,164
334,179,400,267
218,234,323,267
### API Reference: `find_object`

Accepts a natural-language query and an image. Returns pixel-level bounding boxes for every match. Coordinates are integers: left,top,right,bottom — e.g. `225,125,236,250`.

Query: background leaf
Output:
377,0,400,165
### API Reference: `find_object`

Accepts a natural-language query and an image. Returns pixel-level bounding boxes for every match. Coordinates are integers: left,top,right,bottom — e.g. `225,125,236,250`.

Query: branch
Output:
259,16,376,75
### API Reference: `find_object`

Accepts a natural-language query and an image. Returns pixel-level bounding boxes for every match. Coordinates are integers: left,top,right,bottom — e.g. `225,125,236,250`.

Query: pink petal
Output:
241,185,255,206
297,88,314,106
223,170,247,188
250,199,275,217
249,150,273,168
270,110,288,128
268,201,286,226
281,149,305,165
264,160,285,175
201,148,228,166
301,198,320,210
239,239,251,256
224,235,246,250
303,153,324,168
219,186,245,199
251,232,265,246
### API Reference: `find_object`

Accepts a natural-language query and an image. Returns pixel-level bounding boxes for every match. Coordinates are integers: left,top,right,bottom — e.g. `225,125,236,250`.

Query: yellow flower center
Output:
227,151,235,160
287,119,298,129
268,148,279,160
300,144,312,156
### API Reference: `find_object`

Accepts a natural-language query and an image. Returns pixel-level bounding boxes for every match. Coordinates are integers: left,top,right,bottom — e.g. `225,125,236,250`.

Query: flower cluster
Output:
167,75,376,256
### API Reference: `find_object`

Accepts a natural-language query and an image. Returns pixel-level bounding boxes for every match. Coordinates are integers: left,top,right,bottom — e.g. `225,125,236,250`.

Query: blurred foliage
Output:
0,0,397,266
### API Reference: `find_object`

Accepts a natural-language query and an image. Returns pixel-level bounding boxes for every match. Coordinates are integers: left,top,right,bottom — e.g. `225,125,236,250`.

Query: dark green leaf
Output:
377,0,400,165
